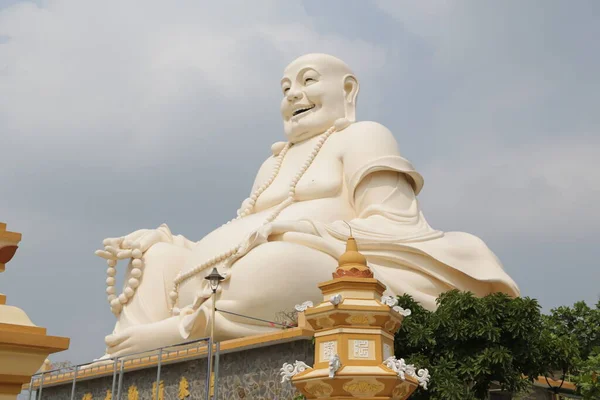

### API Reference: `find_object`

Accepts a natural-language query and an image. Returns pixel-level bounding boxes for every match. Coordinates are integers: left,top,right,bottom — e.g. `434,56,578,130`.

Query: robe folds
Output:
177,121,520,338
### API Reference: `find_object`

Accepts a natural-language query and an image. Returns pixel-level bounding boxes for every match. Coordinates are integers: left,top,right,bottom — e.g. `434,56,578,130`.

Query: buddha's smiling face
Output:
280,54,357,143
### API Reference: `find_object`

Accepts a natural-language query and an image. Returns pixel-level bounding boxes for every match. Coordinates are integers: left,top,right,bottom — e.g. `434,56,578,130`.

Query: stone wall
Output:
38,340,314,400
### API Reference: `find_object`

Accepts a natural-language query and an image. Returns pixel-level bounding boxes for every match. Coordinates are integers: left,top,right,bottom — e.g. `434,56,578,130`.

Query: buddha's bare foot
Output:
105,317,183,358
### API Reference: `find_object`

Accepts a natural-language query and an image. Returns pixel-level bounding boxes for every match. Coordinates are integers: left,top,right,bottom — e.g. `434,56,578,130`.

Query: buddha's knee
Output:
139,242,189,279
224,242,336,306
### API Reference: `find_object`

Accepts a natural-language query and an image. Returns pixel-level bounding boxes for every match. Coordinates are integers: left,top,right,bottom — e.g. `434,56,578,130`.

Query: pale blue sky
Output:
1,0,599,365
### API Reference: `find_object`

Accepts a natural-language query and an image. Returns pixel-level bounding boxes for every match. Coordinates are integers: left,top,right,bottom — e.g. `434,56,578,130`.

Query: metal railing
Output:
26,337,220,400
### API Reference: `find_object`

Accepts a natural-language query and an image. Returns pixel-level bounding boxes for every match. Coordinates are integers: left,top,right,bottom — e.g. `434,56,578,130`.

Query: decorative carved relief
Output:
104,389,112,400
353,340,370,358
328,354,341,378
127,385,139,400
342,379,385,396
384,356,430,389
294,301,313,312
329,294,342,305
178,377,190,399
383,343,393,360
152,380,164,400
82,393,92,400
305,381,334,397
381,295,399,307
392,383,411,399
321,340,337,362
346,314,372,325
280,361,312,383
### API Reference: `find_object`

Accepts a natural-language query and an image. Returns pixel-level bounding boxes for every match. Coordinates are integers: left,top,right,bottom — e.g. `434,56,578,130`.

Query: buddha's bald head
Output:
280,53,359,143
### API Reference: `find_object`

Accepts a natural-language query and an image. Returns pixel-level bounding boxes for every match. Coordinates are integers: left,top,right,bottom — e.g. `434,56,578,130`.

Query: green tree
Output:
543,300,600,399
394,290,548,400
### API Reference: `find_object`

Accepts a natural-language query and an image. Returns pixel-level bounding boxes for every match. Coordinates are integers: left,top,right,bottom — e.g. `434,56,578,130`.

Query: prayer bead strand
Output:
105,243,143,315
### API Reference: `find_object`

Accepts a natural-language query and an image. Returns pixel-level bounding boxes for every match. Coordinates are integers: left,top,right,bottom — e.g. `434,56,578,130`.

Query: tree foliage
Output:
393,292,600,399
543,300,600,399
394,290,547,400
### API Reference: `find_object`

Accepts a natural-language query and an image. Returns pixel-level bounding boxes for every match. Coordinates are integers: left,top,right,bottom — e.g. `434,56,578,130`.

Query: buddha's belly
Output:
185,196,354,270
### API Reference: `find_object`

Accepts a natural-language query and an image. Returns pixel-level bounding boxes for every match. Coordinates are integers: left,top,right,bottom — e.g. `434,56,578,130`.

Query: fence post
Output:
213,341,220,400
205,338,213,399
69,365,78,400
27,377,34,400
111,359,118,397
155,349,162,399
116,359,124,400
36,372,44,400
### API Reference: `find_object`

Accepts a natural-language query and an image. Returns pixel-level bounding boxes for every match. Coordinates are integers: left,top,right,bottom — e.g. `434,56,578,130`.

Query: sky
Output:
1,0,599,366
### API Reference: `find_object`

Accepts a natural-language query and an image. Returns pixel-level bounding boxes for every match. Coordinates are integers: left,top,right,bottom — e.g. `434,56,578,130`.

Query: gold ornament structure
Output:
0,222,70,400
127,385,139,400
291,236,420,399
178,377,190,399
152,380,164,400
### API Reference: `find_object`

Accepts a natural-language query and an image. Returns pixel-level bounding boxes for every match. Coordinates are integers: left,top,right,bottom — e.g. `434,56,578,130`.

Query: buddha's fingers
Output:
121,230,151,249
137,230,166,253
116,249,133,259
104,246,120,257
95,249,116,260
103,237,123,248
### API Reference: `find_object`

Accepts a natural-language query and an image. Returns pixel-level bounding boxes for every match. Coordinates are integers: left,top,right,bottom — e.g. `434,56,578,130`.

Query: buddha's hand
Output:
95,223,173,260
236,220,317,259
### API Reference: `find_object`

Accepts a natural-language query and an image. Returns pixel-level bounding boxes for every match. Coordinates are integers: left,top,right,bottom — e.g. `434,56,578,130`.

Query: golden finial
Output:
333,223,372,278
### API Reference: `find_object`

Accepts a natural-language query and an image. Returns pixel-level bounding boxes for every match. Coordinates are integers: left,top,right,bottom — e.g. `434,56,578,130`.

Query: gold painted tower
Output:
291,237,425,400
0,223,70,400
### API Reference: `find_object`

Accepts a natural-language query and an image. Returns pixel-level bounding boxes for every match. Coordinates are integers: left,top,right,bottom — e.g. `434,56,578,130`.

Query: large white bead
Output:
132,249,143,259
131,268,142,278
106,277,115,286
128,278,140,288
132,259,143,268
107,259,117,267
106,286,115,295
169,291,178,300
124,287,134,298
106,267,116,277
110,298,121,308
107,294,117,302
118,294,128,304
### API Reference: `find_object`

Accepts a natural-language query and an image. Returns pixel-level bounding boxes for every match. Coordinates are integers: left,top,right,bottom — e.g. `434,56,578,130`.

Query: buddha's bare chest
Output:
254,144,343,212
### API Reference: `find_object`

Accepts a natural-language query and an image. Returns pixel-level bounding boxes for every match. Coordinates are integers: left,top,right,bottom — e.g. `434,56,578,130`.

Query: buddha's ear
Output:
343,74,359,122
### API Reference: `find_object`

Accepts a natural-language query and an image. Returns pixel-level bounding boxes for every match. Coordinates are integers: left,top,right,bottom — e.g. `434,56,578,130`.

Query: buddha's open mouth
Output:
292,105,315,117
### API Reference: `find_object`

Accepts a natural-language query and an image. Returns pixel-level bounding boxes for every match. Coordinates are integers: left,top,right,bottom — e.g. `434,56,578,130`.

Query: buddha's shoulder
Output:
336,120,399,149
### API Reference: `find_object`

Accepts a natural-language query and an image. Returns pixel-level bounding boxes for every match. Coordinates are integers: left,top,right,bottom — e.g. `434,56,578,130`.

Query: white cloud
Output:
0,0,386,167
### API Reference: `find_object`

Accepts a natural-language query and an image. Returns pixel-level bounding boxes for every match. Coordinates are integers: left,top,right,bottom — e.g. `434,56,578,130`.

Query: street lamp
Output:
204,267,224,399
204,267,225,344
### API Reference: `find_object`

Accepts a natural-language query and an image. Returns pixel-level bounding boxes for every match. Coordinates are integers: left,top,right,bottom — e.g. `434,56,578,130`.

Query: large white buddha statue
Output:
95,53,519,357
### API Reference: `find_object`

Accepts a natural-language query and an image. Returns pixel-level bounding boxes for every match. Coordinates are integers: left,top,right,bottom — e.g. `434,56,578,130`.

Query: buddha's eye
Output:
283,87,290,94
305,77,316,84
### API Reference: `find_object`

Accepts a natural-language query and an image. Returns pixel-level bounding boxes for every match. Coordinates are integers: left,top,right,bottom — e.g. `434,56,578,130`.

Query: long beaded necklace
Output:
105,121,343,316
169,123,338,315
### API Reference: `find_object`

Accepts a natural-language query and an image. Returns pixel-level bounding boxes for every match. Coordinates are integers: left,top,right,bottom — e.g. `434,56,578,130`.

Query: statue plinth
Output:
289,238,420,400
0,222,70,400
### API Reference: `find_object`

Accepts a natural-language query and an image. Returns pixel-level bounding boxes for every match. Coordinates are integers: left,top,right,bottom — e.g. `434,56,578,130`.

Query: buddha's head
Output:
280,53,359,143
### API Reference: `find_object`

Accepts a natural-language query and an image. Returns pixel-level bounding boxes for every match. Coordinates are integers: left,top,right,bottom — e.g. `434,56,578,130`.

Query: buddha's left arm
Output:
269,122,430,241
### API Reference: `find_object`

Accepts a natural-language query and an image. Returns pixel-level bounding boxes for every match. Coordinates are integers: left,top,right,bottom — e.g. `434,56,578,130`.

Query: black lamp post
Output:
204,267,225,342
204,267,224,399
544,371,566,400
